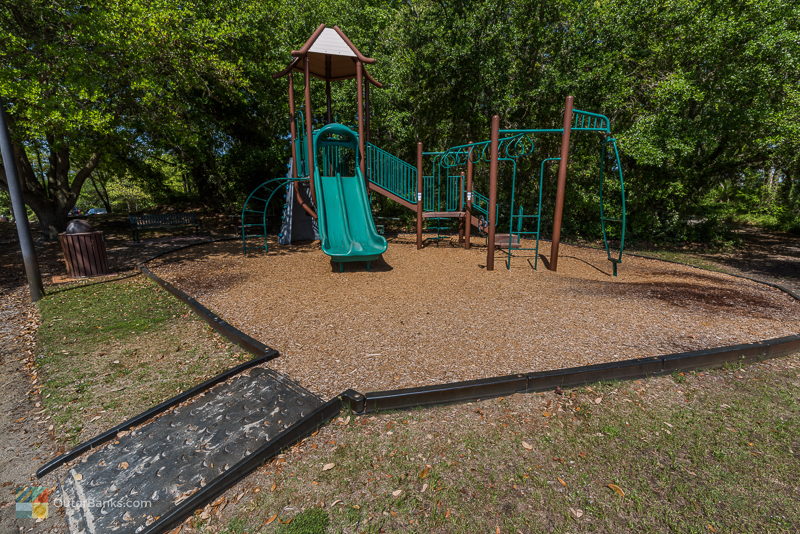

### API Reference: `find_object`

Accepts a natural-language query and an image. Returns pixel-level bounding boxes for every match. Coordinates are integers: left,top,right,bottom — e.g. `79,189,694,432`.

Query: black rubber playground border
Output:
38,237,800,534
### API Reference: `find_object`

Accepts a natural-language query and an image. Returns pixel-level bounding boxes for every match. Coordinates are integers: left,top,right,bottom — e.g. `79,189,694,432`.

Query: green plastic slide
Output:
312,124,387,265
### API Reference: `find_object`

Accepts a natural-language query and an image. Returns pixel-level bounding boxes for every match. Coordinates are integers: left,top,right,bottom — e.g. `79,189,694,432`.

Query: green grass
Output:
220,357,800,533
36,276,249,444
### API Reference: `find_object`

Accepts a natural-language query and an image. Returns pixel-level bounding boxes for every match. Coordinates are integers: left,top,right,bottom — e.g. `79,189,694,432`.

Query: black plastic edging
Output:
357,334,800,413
140,264,274,357
139,396,344,534
36,352,277,478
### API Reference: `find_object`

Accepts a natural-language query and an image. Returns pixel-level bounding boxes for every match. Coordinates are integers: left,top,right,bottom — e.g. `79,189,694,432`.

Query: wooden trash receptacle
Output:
58,231,110,278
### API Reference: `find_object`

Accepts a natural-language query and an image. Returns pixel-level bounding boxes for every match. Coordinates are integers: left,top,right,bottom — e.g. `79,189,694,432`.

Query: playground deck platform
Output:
150,238,800,398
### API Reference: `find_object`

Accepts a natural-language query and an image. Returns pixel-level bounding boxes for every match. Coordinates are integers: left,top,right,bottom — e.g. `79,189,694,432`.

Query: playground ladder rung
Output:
243,209,263,214
422,211,465,219
249,196,269,203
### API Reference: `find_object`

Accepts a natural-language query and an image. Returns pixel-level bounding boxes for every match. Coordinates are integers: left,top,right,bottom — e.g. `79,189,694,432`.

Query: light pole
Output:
0,103,44,302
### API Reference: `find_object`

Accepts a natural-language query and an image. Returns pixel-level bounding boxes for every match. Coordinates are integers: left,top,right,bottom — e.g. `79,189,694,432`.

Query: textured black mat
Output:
58,366,322,533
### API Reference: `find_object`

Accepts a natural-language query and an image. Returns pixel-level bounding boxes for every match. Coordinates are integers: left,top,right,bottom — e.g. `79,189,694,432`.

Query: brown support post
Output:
364,80,371,143
416,142,423,249
288,73,298,177
303,59,317,208
465,148,473,249
458,171,465,243
355,61,366,183
325,56,332,124
289,73,316,218
486,115,499,271
549,95,574,271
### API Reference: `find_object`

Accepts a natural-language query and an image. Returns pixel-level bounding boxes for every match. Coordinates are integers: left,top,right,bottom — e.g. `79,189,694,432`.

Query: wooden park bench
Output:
129,213,201,242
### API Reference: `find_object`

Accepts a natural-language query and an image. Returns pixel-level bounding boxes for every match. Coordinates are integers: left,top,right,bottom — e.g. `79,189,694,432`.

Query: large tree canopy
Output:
1,0,798,240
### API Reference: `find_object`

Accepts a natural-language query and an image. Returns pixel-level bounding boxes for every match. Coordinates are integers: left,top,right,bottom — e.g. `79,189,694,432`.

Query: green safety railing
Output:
241,175,307,254
366,143,418,205
572,109,611,132
599,137,626,275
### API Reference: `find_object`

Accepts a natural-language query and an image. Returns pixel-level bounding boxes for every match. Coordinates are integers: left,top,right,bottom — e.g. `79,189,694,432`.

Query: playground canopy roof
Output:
273,24,383,87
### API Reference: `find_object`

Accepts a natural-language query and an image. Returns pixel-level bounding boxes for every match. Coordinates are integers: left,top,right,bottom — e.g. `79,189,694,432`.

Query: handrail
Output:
366,142,418,205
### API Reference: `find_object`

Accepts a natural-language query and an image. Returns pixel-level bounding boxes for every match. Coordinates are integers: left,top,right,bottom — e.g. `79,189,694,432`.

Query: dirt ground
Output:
151,235,800,398
0,288,66,533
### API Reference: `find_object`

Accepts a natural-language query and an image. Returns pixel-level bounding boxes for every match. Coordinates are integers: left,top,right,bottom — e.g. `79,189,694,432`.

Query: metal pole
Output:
465,148,473,249
289,73,316,218
288,74,298,177
364,80,371,143
416,142,423,249
355,61,366,183
303,58,317,208
0,105,43,302
325,56,332,125
458,171,465,243
550,95,573,271
487,115,499,271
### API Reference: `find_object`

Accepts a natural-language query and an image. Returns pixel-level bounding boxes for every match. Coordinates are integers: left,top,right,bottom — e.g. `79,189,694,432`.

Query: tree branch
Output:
71,152,101,197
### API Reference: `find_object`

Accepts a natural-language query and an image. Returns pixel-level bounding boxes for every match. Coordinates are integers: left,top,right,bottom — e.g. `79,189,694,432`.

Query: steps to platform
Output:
58,367,322,534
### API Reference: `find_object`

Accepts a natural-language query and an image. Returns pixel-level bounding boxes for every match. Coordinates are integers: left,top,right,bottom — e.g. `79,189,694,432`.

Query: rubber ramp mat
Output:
58,366,322,533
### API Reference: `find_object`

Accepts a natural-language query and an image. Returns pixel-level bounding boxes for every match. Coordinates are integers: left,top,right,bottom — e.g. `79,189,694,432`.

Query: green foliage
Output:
2,0,799,239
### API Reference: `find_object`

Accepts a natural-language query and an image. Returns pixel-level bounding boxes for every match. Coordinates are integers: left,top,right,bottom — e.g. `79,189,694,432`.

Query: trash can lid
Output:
65,219,93,234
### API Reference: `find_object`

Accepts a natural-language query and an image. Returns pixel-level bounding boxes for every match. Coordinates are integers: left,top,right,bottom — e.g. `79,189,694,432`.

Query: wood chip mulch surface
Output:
150,237,800,398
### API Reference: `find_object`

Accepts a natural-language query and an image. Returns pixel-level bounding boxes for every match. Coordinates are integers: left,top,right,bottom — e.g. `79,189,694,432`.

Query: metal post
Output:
364,80,371,143
325,56,332,125
550,95,573,271
303,58,317,208
458,171,465,243
487,115,499,271
0,105,43,302
416,142,423,249
355,61,366,183
465,148,473,249
289,73,316,218
288,74,298,177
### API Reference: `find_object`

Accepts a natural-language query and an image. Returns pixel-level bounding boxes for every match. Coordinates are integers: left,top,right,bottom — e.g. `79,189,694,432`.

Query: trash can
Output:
58,220,109,278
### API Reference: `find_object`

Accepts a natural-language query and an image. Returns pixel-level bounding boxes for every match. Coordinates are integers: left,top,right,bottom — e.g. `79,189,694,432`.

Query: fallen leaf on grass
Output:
421,483,428,493
542,412,552,418
707,524,717,532
392,490,402,497
594,397,603,404
445,508,451,519
270,483,277,492
322,463,335,471
607,483,625,497
569,507,584,519
557,477,567,487
521,441,533,450
418,465,431,478
263,514,278,525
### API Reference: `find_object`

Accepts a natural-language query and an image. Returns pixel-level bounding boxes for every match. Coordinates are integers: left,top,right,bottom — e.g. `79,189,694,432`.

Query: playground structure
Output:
242,24,627,274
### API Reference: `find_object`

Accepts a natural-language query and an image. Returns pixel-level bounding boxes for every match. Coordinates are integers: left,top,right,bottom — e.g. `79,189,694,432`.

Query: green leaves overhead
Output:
1,0,798,238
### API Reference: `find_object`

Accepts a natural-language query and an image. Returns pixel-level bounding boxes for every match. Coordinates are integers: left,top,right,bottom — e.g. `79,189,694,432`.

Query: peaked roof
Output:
273,24,382,87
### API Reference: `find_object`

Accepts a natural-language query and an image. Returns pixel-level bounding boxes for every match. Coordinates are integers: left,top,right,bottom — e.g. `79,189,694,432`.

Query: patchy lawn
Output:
205,356,800,534
36,276,250,445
